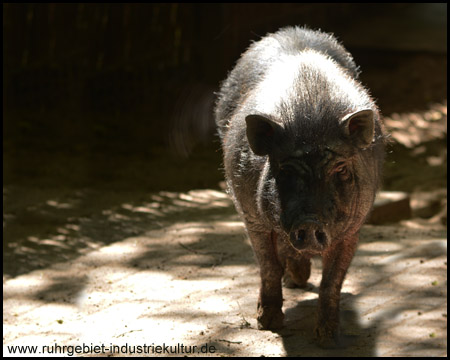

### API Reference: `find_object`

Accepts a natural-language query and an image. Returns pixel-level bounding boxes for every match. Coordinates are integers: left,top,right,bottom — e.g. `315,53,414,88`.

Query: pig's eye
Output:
334,163,350,180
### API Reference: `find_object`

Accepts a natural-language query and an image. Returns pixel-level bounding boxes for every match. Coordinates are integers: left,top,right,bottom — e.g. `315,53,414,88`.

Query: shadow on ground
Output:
3,187,447,356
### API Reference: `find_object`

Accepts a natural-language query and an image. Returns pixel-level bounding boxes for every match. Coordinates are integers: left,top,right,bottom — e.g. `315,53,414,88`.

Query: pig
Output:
215,26,387,346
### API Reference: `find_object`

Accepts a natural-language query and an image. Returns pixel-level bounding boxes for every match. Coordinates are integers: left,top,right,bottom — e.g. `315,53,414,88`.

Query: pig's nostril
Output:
315,230,327,245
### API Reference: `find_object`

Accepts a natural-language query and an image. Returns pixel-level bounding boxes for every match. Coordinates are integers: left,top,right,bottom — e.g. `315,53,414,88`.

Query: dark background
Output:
3,3,447,191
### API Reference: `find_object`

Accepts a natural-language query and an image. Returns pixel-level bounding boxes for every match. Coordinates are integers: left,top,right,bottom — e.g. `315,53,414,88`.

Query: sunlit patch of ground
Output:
3,188,446,357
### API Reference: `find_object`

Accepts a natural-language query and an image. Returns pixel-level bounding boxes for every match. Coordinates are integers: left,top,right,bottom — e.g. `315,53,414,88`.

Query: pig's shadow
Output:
275,287,377,356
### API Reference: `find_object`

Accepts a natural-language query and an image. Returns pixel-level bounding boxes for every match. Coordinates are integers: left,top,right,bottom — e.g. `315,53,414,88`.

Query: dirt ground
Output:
3,100,447,357
2,190,447,357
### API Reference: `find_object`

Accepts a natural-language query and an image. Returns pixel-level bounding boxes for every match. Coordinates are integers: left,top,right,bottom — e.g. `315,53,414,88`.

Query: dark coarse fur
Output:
215,26,387,347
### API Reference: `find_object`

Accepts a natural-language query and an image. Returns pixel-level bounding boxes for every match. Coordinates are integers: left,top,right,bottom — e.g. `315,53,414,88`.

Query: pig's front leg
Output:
316,233,358,347
247,228,284,330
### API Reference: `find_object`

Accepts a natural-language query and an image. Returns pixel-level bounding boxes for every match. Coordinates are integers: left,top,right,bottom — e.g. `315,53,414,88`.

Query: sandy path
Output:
3,188,447,356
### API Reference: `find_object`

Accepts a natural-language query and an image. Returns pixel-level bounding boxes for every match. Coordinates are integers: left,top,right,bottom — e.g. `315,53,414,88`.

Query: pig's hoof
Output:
315,324,340,349
257,306,284,330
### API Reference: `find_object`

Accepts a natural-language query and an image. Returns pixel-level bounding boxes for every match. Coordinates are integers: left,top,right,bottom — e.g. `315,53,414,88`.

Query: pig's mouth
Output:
288,225,330,253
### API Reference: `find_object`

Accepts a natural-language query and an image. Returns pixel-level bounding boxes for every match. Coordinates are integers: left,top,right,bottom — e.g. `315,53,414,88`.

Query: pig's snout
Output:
289,219,330,252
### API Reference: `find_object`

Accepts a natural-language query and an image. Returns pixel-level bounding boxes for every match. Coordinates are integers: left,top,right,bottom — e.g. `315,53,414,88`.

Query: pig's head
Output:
245,109,381,254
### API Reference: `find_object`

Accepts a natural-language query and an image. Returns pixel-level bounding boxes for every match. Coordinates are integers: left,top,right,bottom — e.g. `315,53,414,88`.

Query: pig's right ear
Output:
245,114,283,156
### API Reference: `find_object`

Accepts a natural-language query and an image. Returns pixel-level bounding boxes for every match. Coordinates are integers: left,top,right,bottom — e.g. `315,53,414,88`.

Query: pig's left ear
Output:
341,109,375,148
245,114,283,156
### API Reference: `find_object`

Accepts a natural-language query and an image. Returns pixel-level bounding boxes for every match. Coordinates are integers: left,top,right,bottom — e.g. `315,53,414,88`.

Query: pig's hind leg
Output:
275,234,312,289
283,256,312,289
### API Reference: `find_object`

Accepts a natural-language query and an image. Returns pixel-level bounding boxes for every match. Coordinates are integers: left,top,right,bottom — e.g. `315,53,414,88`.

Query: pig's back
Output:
214,26,359,135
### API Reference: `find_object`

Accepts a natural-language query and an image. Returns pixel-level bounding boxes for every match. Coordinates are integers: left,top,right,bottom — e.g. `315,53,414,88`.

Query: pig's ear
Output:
341,109,375,148
245,114,283,156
